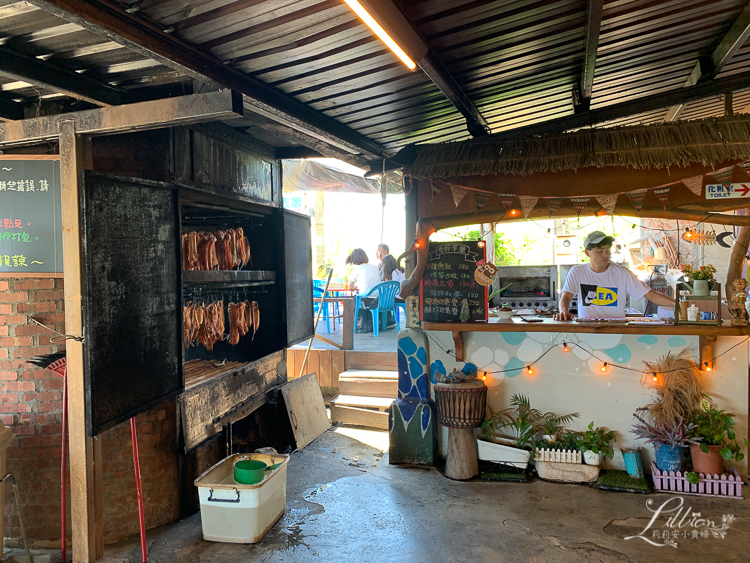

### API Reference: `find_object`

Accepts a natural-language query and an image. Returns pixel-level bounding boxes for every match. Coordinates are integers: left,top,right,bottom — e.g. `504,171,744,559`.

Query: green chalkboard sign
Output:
0,157,62,273
420,241,488,322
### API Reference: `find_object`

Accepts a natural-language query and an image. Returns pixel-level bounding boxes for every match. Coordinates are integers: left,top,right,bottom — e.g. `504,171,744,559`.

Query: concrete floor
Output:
101,428,750,563
290,309,402,352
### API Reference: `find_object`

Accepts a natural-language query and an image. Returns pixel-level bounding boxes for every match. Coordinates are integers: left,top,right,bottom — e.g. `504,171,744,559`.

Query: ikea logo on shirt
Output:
581,284,618,306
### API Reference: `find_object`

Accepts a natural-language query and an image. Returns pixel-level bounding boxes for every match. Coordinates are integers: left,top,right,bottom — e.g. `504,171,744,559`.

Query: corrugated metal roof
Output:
1,0,750,161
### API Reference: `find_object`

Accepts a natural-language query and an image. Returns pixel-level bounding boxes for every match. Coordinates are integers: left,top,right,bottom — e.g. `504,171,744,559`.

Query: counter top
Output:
422,318,750,336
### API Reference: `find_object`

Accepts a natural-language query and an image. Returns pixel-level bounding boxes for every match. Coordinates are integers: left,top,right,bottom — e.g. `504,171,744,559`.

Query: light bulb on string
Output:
562,341,569,352
477,240,485,248
601,362,608,372
482,371,487,381
704,362,712,372
527,365,533,375
510,209,518,216
652,372,658,382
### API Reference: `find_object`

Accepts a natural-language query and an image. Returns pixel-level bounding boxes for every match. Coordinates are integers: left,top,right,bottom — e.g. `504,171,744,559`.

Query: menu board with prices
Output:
420,241,488,322
0,157,62,273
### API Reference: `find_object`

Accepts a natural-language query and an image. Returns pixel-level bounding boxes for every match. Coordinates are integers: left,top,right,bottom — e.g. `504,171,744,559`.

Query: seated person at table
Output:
376,243,390,281
381,253,405,282
346,248,380,295
554,231,674,320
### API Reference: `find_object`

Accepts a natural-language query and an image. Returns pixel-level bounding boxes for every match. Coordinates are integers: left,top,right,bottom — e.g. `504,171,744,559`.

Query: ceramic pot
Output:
691,279,710,296
654,444,683,473
583,450,601,466
690,443,723,476
622,448,644,479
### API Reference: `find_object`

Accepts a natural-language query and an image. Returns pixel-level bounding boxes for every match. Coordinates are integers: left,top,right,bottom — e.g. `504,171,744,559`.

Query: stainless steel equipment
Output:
491,265,558,310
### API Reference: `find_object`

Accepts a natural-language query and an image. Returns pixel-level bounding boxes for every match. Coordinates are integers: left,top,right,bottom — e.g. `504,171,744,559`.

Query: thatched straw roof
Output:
409,115,750,179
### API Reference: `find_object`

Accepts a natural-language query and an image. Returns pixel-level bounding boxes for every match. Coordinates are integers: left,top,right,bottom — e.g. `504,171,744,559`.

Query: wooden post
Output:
59,120,103,562
725,213,750,302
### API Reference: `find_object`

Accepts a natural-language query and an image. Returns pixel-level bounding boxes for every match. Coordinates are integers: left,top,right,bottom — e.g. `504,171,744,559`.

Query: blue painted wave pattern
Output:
397,333,431,435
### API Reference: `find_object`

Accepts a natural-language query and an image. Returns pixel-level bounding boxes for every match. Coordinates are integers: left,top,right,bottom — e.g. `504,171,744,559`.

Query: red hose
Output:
61,365,67,563
130,418,147,563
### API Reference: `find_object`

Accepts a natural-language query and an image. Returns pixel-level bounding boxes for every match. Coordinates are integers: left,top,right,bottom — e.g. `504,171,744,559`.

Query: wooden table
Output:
314,296,355,350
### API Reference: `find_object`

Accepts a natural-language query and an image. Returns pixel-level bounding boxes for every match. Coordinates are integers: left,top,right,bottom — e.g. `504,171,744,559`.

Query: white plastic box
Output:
195,453,289,543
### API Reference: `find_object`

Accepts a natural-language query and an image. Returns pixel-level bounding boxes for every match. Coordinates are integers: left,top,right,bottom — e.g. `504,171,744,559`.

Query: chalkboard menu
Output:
421,241,488,322
0,157,62,273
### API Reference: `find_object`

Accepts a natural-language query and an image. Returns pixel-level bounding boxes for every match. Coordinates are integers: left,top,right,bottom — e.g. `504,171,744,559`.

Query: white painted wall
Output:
429,331,749,479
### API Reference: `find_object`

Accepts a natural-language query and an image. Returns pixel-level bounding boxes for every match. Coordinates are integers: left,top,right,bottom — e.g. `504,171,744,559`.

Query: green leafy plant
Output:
465,229,518,265
574,422,617,460
681,264,717,281
536,433,581,452
480,394,578,450
488,283,512,302
685,471,700,485
688,397,748,462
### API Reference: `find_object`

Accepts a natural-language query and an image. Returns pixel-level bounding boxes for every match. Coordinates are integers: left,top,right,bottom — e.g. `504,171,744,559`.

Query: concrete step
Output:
329,394,394,429
339,369,398,398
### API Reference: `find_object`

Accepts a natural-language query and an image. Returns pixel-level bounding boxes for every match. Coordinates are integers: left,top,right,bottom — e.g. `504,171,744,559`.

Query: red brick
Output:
24,391,60,402
0,371,18,381
1,381,34,392
17,302,57,314
14,279,54,290
41,379,63,390
23,369,49,380
1,394,18,403
1,415,12,425
15,325,50,336
11,425,34,436
13,346,54,358
0,281,8,291
33,290,64,301
0,326,7,336
0,291,28,303
41,424,62,435
37,402,60,413
56,278,64,289
0,349,6,359
3,315,28,325
0,303,11,314
32,313,64,324
1,336,33,347
2,403,30,413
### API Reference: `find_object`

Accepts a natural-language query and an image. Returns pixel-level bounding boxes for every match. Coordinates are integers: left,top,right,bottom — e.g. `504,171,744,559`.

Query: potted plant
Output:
631,413,699,472
687,397,748,475
478,395,578,470
680,264,717,297
497,303,513,320
574,422,616,466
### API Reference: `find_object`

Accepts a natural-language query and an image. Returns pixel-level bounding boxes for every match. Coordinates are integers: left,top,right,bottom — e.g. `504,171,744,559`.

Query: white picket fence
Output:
535,448,582,464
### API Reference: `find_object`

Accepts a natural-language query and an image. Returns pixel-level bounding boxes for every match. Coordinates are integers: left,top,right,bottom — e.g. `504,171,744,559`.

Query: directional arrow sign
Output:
705,183,750,199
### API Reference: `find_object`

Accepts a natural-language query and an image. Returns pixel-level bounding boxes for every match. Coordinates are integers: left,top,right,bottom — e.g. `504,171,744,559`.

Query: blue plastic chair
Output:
314,279,339,328
313,285,331,333
354,281,400,336
395,300,407,327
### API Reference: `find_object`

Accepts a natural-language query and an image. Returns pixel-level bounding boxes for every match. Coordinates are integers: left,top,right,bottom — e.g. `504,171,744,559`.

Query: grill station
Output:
491,266,558,311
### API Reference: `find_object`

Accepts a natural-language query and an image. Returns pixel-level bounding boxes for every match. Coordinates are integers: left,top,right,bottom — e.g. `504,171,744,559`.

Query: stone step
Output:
329,405,389,430
329,394,395,411
339,370,398,398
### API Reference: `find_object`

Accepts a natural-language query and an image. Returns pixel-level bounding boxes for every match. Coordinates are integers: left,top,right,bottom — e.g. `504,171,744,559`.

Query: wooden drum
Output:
434,380,487,429
433,380,487,480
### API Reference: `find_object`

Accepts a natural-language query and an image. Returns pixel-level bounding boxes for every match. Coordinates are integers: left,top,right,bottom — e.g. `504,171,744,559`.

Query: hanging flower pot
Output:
654,443,683,473
689,443,723,475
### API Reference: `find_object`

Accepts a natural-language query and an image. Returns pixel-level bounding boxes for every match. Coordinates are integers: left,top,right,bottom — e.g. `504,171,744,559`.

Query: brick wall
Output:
2,276,180,547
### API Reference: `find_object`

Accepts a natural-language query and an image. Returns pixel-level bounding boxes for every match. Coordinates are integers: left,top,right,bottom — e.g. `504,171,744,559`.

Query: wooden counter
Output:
422,318,750,336
422,318,750,367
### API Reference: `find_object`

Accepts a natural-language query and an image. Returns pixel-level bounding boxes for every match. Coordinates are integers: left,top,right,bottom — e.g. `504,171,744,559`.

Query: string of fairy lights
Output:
424,331,750,382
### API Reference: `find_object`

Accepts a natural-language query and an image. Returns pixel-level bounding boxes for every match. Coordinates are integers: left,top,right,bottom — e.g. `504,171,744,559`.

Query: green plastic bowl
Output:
234,459,267,484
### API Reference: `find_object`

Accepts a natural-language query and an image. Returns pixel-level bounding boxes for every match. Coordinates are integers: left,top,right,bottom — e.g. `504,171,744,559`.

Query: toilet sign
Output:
705,183,750,199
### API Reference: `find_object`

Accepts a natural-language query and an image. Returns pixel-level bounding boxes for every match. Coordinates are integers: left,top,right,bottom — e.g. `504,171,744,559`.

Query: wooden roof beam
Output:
351,0,490,137
0,89,243,146
0,44,127,107
574,0,603,113
25,0,387,161
665,3,750,121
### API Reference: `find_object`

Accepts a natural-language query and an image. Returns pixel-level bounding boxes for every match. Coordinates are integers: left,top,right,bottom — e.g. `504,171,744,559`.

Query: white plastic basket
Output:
195,453,289,543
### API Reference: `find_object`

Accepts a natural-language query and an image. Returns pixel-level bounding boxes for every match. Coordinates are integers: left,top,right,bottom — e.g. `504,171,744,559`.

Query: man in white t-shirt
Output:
554,231,674,320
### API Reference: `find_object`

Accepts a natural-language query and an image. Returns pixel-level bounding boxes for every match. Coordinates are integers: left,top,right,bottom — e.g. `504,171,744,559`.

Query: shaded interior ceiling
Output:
2,1,750,171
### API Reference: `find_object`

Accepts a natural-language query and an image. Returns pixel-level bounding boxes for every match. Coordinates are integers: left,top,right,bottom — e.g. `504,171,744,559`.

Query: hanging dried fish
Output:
183,302,193,349
251,301,259,341
228,302,240,346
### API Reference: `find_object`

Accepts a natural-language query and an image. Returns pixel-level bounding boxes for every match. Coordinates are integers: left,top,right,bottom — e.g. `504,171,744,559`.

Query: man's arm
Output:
554,291,575,321
645,290,675,309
